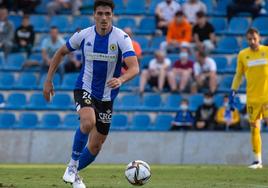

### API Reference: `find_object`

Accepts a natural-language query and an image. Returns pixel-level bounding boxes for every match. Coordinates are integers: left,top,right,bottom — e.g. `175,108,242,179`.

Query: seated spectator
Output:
47,0,82,16
12,0,40,14
192,11,216,53
41,26,65,75
182,0,207,24
64,49,82,73
139,50,171,94
0,7,14,58
167,50,193,93
195,92,217,130
155,0,181,35
193,49,217,93
227,0,262,21
13,15,35,56
170,98,194,130
160,11,192,54
215,94,241,130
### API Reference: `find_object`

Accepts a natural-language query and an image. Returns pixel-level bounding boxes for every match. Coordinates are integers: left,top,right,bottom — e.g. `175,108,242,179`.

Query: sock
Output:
251,124,262,163
71,128,88,162
77,147,97,171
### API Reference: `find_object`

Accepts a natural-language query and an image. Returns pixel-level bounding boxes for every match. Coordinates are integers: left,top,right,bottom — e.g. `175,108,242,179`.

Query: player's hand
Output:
107,77,123,89
43,80,54,102
229,90,237,111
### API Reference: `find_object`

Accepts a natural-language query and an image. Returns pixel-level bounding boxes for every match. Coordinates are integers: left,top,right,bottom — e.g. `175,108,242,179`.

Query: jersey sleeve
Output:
66,30,84,52
117,31,136,59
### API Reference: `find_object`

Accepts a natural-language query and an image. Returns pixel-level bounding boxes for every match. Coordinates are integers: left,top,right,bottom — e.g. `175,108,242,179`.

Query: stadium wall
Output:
1,130,267,164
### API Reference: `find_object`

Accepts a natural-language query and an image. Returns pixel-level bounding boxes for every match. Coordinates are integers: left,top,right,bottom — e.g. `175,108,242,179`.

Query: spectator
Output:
139,50,171,94
13,15,35,56
0,7,14,58
215,94,241,130
167,50,194,93
195,92,217,130
12,0,40,14
193,49,217,93
192,11,216,53
155,0,181,35
170,98,194,130
41,26,65,75
160,11,192,54
47,0,82,16
227,0,262,21
182,0,207,24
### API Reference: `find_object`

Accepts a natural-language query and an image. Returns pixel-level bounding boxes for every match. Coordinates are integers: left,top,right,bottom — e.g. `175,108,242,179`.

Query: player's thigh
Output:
247,103,262,123
78,107,96,131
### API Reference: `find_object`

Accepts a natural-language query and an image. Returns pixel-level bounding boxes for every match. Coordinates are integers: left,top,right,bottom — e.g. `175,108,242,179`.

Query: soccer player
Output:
229,27,268,169
43,0,139,187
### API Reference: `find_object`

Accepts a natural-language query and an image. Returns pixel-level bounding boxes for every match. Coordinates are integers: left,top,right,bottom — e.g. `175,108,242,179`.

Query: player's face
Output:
94,6,113,34
247,33,260,50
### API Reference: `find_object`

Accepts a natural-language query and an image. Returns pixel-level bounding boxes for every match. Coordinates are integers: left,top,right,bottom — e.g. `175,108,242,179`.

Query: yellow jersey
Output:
232,45,268,103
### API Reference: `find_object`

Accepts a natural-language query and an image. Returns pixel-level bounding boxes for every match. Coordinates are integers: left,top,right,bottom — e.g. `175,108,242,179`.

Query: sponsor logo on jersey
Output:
84,98,91,105
98,109,112,124
248,58,267,67
110,44,117,51
87,52,117,62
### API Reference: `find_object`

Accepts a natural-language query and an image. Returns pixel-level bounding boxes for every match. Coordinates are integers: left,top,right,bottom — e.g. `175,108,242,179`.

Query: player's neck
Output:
96,26,112,36
250,45,260,51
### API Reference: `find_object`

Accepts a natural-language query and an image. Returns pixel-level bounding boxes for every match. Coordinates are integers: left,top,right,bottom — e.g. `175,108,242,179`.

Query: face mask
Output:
180,104,188,111
204,98,213,105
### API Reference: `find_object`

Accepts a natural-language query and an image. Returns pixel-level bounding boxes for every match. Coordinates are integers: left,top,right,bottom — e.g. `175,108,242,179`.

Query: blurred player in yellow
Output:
230,27,268,169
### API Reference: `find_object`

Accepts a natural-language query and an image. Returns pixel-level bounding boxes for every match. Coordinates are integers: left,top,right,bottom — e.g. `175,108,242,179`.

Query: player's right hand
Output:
43,80,54,102
229,90,237,111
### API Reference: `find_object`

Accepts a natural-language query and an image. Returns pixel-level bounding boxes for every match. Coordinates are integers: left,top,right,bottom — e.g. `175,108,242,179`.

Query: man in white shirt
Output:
182,0,207,24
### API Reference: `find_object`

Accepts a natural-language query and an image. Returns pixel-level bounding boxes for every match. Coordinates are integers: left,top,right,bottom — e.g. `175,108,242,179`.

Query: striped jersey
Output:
66,26,135,101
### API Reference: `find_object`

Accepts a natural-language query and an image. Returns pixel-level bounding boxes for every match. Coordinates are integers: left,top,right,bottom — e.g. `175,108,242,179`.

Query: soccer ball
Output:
125,160,151,186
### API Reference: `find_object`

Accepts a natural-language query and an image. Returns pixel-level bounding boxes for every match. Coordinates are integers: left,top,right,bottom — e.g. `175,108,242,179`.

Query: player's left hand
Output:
107,77,123,89
43,80,54,102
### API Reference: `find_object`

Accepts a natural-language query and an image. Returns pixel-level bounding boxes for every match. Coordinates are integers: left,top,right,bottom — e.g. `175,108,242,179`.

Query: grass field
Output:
0,164,268,188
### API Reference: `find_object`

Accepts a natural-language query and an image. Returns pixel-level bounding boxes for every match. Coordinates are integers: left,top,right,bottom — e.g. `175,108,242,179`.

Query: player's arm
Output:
43,45,70,102
107,56,139,89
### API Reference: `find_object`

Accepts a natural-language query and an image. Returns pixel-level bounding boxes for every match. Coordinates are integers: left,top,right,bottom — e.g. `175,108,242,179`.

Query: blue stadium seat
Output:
119,94,141,110
113,0,126,14
214,94,224,108
213,56,228,74
111,114,128,130
4,53,26,71
252,17,268,35
120,75,140,91
49,16,70,32
0,93,4,107
32,34,48,52
15,73,38,89
133,36,149,53
129,114,151,131
29,15,48,32
149,36,165,52
140,94,162,111
116,17,136,29
210,17,227,35
39,73,61,89
40,113,61,129
213,37,239,54
188,94,204,111
0,73,14,89
71,16,92,31
6,93,27,109
152,114,173,131
202,0,214,15
35,0,49,14
113,97,121,110
225,56,237,74
28,93,48,110
62,113,80,129
125,0,146,14
213,0,231,16
226,17,249,35
8,15,22,29
48,93,72,110
147,0,162,15
218,75,234,93
163,94,182,111
136,17,156,35
61,73,79,90
17,113,38,129
140,54,153,69
0,112,16,128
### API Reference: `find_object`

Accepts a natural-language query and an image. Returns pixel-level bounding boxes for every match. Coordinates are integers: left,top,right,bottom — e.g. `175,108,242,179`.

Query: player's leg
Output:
158,67,167,91
208,72,217,93
179,70,191,92
167,70,177,92
139,69,149,94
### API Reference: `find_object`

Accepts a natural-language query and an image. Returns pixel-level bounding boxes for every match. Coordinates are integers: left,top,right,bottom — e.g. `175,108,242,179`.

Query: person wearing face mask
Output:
195,92,217,130
215,94,240,131
170,98,194,130
167,50,194,93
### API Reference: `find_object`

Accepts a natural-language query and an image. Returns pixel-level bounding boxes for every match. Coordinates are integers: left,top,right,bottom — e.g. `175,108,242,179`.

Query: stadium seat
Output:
163,94,182,111
29,15,48,32
152,114,173,131
210,17,227,35
35,0,49,14
119,94,141,111
213,0,231,16
6,93,27,109
0,72,14,89
147,0,161,15
71,16,92,31
136,17,156,35
27,93,48,110
17,113,38,129
225,56,237,74
113,97,121,110
213,37,239,54
111,114,128,131
252,17,268,35
133,36,150,53
226,17,250,35
218,75,234,93
116,17,136,29
0,93,4,107
39,73,61,89
140,94,162,111
113,0,126,14
61,73,79,90
120,75,140,91
140,54,153,69
62,113,80,129
40,113,61,129
4,53,26,71
125,0,146,14
149,36,165,52
202,0,214,15
213,56,228,74
188,94,204,111
49,16,70,32
8,15,22,29
32,34,48,52
129,114,151,131
0,112,16,128
48,93,72,110
15,73,38,90
214,94,224,108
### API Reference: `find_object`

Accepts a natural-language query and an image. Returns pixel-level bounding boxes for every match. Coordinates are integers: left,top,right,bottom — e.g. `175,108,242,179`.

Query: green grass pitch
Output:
0,164,268,188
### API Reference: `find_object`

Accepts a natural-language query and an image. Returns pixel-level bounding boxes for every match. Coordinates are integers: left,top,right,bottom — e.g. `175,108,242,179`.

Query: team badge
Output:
84,99,91,105
110,44,117,51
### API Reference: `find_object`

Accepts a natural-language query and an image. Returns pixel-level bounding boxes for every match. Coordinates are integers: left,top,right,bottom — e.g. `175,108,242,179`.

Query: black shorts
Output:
73,89,113,135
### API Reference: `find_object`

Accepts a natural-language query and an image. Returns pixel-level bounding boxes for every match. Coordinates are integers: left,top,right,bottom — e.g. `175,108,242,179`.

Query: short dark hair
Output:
94,0,115,11
175,10,184,17
197,49,207,58
246,27,260,35
50,26,58,30
196,11,206,18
